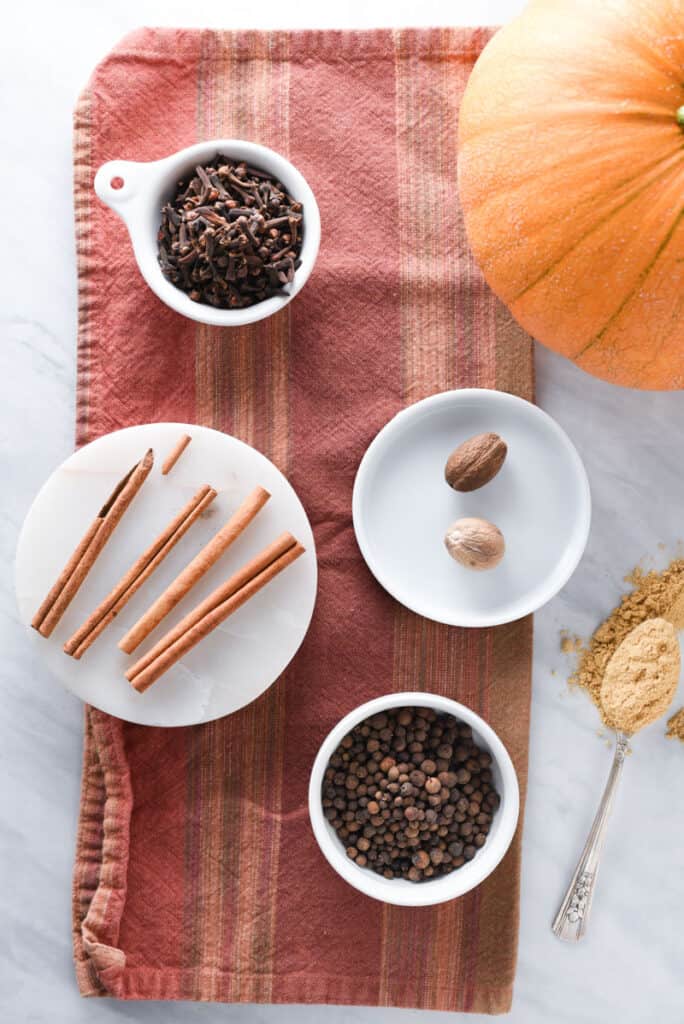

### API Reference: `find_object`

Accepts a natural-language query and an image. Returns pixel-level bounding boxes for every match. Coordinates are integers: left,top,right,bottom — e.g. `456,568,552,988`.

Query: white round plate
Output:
16,423,317,726
352,389,590,627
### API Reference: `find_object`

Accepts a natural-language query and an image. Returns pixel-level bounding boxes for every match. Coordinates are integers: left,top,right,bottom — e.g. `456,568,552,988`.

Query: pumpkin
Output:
458,0,684,390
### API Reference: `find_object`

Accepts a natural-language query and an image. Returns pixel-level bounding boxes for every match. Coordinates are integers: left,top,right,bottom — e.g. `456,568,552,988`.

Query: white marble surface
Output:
2,1,684,1021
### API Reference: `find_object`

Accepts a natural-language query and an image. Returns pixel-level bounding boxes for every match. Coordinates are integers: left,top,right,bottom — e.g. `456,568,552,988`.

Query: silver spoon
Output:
553,617,679,941
552,730,629,941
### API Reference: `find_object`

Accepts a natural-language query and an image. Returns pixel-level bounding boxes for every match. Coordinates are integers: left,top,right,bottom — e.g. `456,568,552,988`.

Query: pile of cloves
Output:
157,156,304,309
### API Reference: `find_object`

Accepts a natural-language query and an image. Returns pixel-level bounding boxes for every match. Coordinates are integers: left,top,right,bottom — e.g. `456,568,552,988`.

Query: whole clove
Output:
157,156,304,309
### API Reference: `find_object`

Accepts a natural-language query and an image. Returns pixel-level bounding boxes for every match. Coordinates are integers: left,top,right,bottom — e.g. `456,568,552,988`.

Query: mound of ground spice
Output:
599,618,680,734
570,557,684,711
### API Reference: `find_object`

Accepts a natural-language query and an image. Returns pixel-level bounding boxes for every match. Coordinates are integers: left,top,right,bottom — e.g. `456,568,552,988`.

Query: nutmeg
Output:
444,517,505,571
444,432,507,492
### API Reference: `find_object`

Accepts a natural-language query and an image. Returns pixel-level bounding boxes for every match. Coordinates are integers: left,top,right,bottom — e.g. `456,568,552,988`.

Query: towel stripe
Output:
193,28,292,1005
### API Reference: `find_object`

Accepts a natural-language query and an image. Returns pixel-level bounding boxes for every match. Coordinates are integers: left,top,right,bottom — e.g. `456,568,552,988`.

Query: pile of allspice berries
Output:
322,706,500,882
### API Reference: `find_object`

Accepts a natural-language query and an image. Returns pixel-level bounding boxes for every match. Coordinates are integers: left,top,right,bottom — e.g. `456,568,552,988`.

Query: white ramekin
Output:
309,692,519,907
93,139,321,327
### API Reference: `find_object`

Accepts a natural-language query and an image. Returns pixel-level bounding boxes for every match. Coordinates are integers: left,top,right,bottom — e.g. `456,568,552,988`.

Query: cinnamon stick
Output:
64,485,217,659
32,449,154,638
118,484,271,654
126,531,297,681
127,535,305,693
162,434,192,475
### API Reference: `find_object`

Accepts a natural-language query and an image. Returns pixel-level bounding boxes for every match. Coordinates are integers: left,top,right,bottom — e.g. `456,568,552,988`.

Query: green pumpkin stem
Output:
677,106,684,127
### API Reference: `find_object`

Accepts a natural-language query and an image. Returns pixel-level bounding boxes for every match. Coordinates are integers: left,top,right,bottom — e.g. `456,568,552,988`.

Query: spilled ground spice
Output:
570,558,684,711
666,707,684,741
560,631,582,654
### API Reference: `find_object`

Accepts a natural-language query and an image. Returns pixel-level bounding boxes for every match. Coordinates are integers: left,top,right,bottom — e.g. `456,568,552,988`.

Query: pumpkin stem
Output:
677,106,684,127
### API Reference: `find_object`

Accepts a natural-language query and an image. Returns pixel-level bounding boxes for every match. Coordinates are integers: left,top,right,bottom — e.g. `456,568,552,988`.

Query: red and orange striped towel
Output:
72,27,533,1013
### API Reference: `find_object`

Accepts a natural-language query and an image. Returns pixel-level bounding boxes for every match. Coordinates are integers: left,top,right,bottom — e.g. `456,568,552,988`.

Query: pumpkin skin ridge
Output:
506,171,684,378
457,0,684,389
459,103,681,145
509,0,684,90
509,151,684,307
605,12,684,86
575,205,684,360
465,150,684,319
459,139,683,222
579,339,684,393
459,128,684,276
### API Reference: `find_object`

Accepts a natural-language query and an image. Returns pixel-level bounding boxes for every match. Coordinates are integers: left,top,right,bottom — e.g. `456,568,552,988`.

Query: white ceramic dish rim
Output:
93,139,321,327
308,692,520,907
351,388,592,628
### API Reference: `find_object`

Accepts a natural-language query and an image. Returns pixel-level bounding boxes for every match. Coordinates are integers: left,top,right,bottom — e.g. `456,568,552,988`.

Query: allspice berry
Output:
444,432,507,492
412,850,430,870
444,517,505,571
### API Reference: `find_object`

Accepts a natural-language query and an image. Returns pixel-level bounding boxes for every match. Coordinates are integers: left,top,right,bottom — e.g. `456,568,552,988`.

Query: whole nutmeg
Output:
444,432,507,492
444,517,505,571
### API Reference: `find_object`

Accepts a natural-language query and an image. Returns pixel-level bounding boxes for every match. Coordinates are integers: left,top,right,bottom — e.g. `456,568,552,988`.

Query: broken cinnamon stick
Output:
64,485,217,659
118,484,271,654
127,535,305,692
31,449,154,638
162,434,192,475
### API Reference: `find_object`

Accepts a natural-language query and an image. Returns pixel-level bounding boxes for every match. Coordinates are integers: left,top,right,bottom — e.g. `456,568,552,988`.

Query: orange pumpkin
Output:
458,0,684,390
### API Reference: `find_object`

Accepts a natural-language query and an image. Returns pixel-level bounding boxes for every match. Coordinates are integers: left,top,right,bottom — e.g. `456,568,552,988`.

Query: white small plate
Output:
352,389,590,627
15,423,317,727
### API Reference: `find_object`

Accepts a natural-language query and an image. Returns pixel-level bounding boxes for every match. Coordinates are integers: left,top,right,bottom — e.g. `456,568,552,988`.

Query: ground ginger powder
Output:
570,558,684,712
666,707,684,741
599,619,680,734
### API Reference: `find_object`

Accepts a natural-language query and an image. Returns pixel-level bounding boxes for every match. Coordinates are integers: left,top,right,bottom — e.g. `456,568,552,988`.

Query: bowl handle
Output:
93,160,147,216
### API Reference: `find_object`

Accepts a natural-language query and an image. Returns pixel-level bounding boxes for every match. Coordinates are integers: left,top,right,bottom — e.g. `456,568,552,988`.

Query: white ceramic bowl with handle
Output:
94,139,321,327
309,692,519,907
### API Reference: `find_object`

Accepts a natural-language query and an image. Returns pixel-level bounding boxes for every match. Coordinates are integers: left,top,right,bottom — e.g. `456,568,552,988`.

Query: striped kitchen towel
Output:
72,27,533,1013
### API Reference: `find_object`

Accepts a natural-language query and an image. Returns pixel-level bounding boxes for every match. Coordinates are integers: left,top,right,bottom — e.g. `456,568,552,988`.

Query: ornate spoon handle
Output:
552,731,629,942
